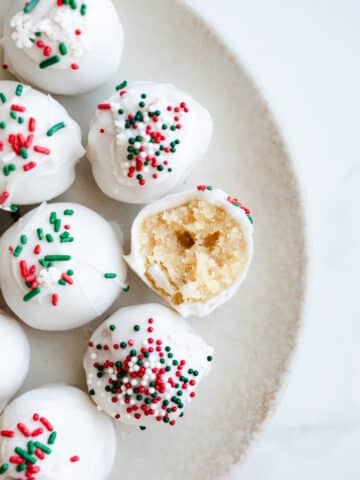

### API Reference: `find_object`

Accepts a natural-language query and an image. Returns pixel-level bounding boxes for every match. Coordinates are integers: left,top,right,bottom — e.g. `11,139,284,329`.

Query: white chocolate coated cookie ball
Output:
83,303,214,427
0,202,127,331
126,186,254,317
0,311,30,411
3,0,124,95
88,81,212,204
0,384,116,479
0,81,84,211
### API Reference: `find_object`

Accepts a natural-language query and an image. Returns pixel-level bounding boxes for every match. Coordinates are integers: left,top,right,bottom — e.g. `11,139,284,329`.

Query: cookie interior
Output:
140,199,248,305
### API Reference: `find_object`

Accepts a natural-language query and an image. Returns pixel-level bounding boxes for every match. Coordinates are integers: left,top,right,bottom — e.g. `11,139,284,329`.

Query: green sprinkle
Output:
207,185,213,190
10,111,17,120
120,342,127,349
45,234,54,243
18,117,24,124
139,426,147,431
34,442,51,455
80,3,87,15
11,204,19,212
13,245,23,257
16,84,23,96
64,209,74,216
50,212,56,224
20,234,27,245
118,108,124,115
134,324,140,332
248,215,254,224
23,287,41,302
139,101,145,108
0,122,7,129
123,285,130,292
16,464,26,472
20,147,28,159
0,464,9,474
27,440,35,454
48,431,57,445
23,0,40,13
14,447,37,464
47,122,66,137
0,93,7,104
60,237,74,243
115,80,127,91
67,269,74,276
207,355,213,361
37,228,44,240
70,0,77,9
104,273,117,279
39,55,61,69
109,324,116,331
89,389,95,396
59,42,68,55
44,255,71,262
54,219,61,233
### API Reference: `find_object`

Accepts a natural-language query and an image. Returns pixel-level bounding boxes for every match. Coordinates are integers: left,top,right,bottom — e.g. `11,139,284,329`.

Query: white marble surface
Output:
184,0,360,477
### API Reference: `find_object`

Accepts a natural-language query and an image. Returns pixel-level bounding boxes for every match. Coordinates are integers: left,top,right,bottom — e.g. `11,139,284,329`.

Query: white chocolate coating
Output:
3,0,124,95
0,202,127,331
87,81,213,204
125,187,254,317
0,311,30,412
0,81,84,211
0,384,116,479
83,303,214,426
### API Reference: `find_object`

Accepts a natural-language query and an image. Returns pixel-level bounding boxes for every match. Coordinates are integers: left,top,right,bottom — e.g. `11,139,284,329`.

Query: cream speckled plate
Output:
0,1,305,479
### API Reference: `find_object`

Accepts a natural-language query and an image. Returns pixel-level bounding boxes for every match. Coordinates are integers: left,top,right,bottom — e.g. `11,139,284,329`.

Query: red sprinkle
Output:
23,161,37,172
17,423,30,437
71,63,79,70
11,104,26,113
0,430,14,438
9,456,24,464
29,117,36,132
34,145,51,155
35,448,45,460
70,455,80,463
31,428,44,437
61,273,73,285
0,191,9,204
97,103,111,110
40,416,54,432
33,244,41,255
51,293,59,307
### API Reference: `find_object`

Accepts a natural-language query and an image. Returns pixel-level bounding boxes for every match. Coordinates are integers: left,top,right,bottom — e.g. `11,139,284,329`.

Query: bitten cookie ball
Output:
126,186,254,317
0,202,127,331
87,81,212,204
83,303,214,427
0,384,116,479
3,0,124,95
0,81,84,211
0,311,30,411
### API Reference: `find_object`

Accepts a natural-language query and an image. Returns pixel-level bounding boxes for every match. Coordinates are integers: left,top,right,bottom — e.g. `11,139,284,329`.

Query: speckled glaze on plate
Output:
0,1,305,479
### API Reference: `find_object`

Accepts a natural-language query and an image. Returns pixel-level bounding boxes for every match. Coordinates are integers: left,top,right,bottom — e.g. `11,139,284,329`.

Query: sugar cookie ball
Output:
0,81,84,211
0,202,127,331
0,384,116,479
83,304,214,427
126,186,254,317
3,0,124,95
0,311,30,411
87,81,213,204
